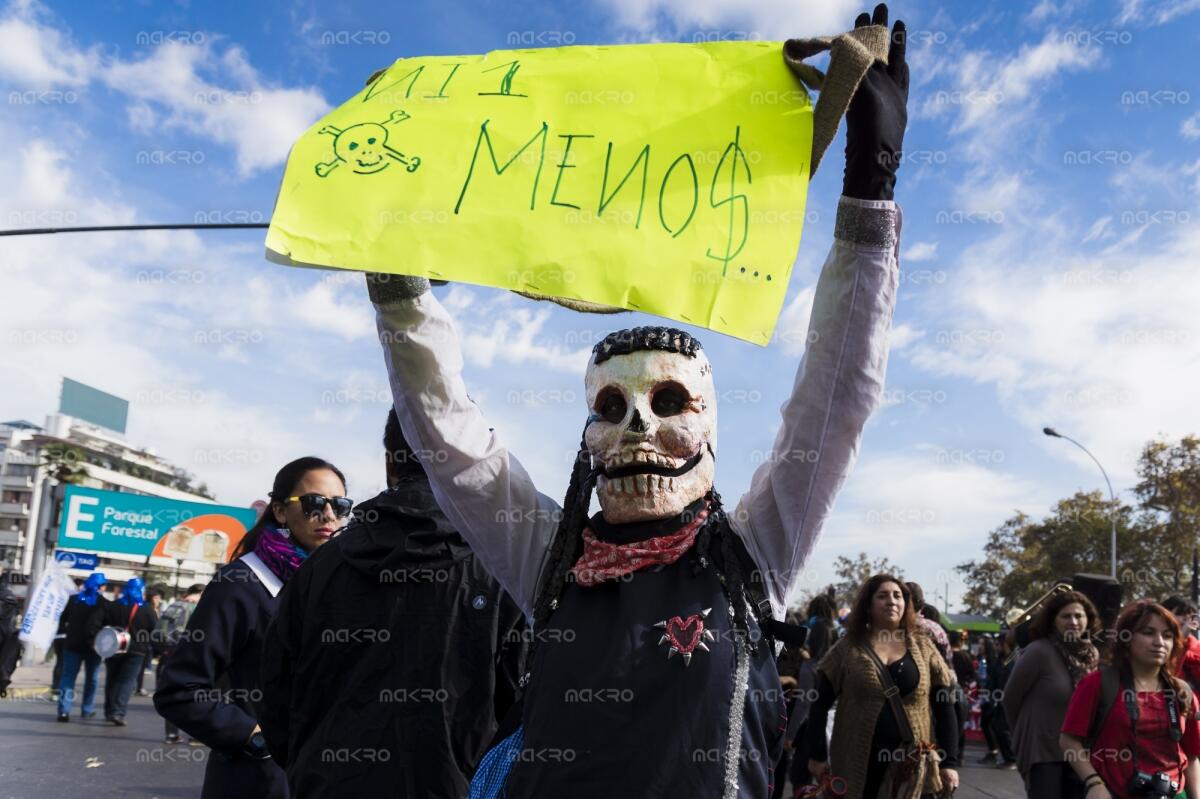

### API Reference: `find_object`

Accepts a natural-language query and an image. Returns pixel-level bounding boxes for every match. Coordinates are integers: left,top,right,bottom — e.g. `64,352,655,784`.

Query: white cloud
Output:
1081,216,1113,244
964,35,1098,131
1024,0,1084,24
1182,112,1200,140
0,1,98,88
771,285,815,357
1117,0,1200,25
459,301,591,374
889,323,923,350
103,40,329,177
788,449,1047,603
595,0,862,39
903,241,939,262
1185,159,1200,195
0,2,329,177
901,190,1200,484
923,32,1101,164
290,274,375,341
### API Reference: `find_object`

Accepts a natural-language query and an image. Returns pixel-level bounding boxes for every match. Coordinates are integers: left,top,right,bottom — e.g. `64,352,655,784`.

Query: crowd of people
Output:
47,515,1200,799
767,582,1200,799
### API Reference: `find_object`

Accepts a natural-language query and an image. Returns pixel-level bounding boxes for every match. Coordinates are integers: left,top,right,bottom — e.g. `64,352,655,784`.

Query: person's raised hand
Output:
843,3,909,202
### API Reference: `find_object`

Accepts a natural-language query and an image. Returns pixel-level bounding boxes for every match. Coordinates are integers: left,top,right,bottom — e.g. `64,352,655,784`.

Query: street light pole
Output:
1043,427,1118,579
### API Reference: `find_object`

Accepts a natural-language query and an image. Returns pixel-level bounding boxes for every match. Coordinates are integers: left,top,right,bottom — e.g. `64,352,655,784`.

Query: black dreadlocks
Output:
690,490,756,656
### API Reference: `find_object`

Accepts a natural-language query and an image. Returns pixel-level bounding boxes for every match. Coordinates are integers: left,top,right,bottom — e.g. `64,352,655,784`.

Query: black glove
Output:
843,4,909,202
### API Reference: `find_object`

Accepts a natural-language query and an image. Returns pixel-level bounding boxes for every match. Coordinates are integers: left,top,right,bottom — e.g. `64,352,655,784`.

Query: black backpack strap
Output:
1085,665,1122,749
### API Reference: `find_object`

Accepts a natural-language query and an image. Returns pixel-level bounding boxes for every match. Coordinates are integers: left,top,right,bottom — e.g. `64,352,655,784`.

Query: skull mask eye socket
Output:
650,382,689,417
595,388,627,424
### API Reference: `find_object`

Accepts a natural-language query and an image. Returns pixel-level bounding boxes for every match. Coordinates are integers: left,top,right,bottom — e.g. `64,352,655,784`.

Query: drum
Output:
94,625,130,658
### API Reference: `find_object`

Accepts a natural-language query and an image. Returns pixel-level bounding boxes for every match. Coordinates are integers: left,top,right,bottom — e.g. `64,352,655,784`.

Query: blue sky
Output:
2,0,1198,609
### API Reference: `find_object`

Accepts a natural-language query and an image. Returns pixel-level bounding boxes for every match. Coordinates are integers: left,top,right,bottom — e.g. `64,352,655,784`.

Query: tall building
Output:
0,379,250,590
0,421,40,567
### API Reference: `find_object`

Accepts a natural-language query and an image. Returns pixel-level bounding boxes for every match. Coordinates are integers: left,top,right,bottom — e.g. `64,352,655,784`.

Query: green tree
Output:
957,490,1171,618
39,443,87,484
1134,435,1200,592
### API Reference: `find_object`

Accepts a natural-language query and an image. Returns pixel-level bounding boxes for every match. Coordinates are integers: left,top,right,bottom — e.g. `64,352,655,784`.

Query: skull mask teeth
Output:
584,336,716,524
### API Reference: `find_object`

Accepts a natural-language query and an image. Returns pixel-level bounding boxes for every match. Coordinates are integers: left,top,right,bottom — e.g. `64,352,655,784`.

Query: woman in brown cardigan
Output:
1001,589,1100,799
807,574,960,798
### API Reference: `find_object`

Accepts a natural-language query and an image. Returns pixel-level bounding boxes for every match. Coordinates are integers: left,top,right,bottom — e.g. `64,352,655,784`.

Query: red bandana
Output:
570,507,709,587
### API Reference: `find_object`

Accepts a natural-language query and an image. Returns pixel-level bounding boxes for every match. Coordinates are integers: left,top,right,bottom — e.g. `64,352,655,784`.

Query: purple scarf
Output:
253,524,309,583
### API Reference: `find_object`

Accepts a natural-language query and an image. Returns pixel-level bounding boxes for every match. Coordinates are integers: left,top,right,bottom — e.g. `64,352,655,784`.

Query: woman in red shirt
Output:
1060,600,1200,799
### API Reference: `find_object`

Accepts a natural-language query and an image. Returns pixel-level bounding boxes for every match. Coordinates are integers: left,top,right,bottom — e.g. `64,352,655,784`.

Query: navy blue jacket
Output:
155,556,288,798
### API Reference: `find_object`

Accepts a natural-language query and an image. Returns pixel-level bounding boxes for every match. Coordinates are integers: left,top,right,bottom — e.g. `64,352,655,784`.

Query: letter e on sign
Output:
64,494,99,540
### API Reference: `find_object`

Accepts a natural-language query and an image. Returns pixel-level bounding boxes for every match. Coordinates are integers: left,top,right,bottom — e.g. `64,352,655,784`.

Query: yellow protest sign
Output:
266,42,812,344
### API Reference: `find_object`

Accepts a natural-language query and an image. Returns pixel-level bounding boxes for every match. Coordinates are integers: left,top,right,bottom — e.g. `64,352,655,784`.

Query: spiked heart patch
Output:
653,608,715,666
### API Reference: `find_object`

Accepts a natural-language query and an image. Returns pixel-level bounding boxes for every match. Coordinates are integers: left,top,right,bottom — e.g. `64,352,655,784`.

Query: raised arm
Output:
732,5,908,615
369,276,560,615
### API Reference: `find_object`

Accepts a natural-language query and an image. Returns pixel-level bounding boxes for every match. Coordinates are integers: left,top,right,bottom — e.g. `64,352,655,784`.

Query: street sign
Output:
53,550,99,570
57,485,257,563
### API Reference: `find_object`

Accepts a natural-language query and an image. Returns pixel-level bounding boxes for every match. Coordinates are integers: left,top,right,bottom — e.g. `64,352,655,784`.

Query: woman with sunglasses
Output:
155,456,351,799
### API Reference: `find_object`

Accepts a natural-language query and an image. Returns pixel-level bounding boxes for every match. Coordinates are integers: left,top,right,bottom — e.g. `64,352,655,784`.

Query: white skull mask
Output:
584,331,717,524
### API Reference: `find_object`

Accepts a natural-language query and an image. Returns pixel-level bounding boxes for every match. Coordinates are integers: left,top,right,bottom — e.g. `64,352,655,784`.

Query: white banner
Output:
18,563,76,651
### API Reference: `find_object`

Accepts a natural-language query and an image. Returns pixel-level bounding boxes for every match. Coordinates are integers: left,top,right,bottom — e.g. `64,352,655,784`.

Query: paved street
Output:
0,662,1026,798
942,749,1025,799
0,663,205,799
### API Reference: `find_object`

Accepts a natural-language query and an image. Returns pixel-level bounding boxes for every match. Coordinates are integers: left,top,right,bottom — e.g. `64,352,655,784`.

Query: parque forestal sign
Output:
266,42,812,344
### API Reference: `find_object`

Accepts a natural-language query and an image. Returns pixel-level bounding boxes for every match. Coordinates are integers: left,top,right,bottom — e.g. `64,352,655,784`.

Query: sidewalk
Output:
6,658,54,700
953,743,1025,799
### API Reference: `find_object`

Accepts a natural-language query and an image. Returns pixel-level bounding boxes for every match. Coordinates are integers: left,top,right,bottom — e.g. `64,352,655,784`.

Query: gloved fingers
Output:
871,3,889,27
855,12,871,28
888,19,909,93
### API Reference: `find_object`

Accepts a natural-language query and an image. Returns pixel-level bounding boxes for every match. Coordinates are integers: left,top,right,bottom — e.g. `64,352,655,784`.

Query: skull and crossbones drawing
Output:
315,109,422,177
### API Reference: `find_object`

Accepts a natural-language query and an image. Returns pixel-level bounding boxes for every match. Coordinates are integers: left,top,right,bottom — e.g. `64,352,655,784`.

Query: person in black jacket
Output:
56,572,109,721
1,572,25,699
785,592,839,794
155,456,350,799
258,409,527,798
102,576,158,725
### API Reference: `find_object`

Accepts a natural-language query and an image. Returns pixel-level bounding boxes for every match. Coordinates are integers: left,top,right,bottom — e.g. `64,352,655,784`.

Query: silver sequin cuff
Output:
365,273,431,305
834,197,897,249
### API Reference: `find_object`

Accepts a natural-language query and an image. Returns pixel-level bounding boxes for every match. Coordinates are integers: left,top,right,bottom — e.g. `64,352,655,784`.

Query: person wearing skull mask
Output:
365,6,908,797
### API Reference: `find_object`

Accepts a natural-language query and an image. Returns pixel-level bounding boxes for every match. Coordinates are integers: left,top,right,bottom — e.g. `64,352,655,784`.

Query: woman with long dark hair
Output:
1002,589,1101,799
807,574,960,798
155,457,350,799
1061,600,1200,799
